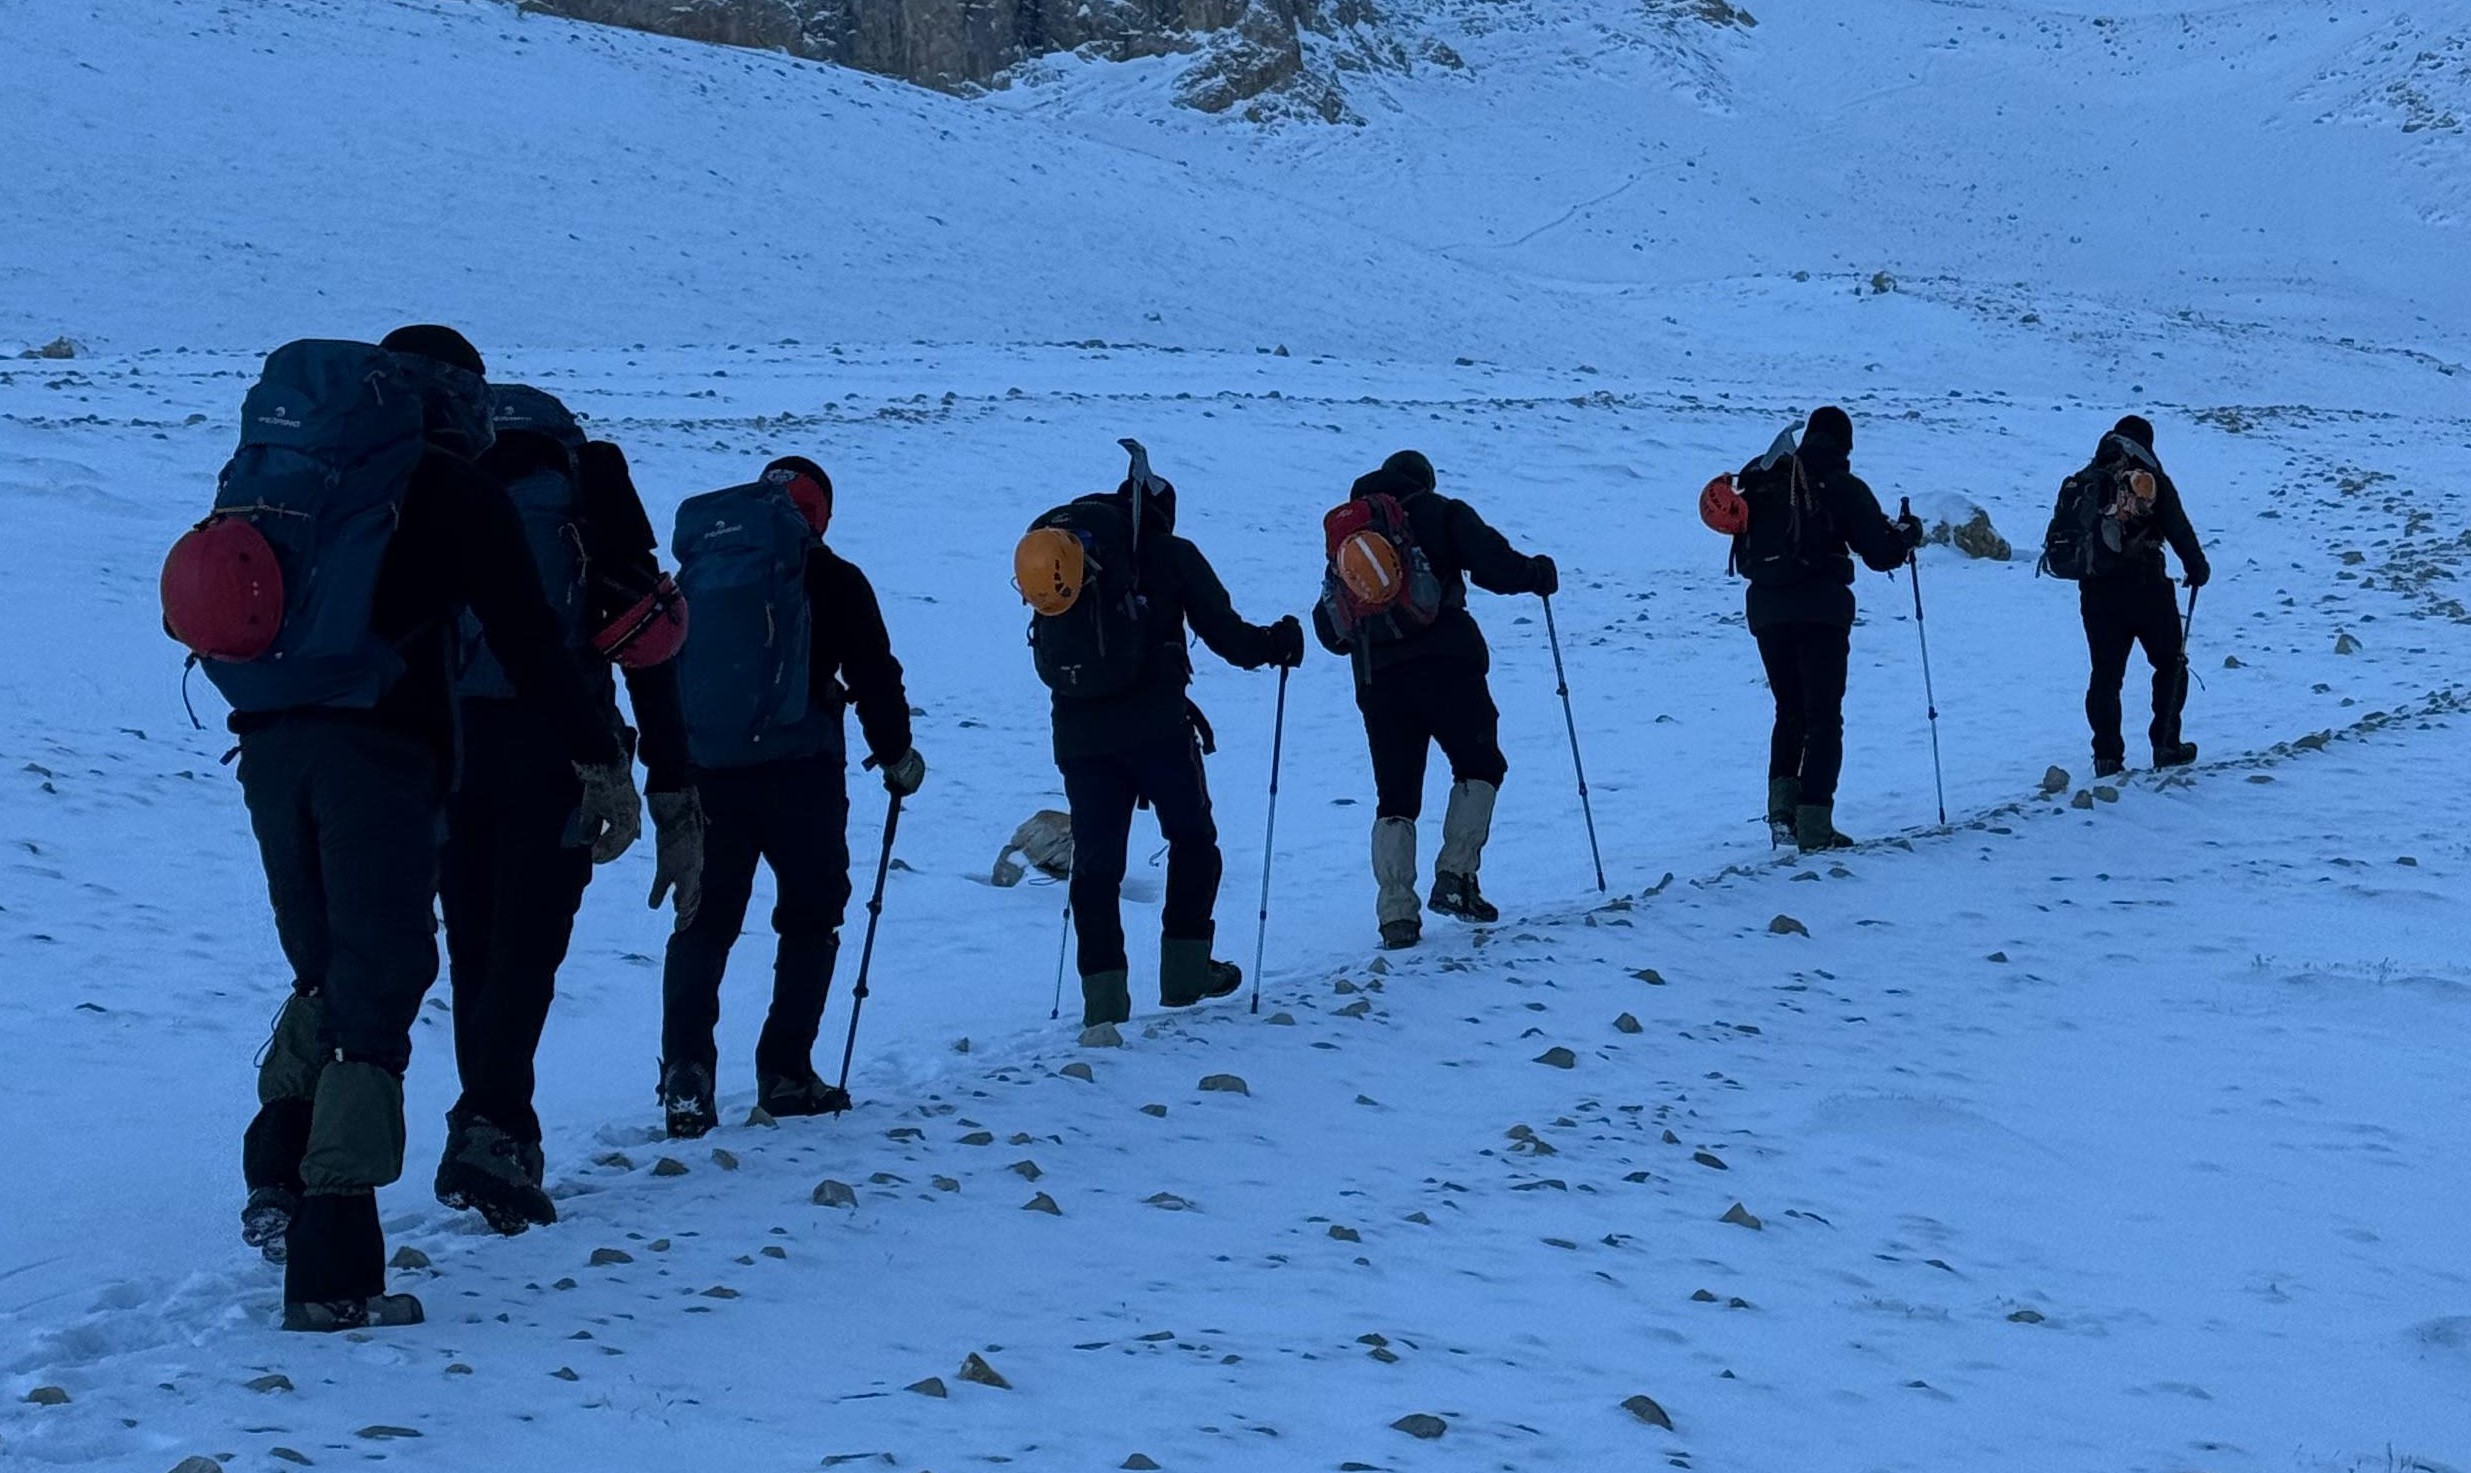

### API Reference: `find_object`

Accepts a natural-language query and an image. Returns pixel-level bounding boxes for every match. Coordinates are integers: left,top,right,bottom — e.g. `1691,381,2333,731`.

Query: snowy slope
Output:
5,0,2471,1469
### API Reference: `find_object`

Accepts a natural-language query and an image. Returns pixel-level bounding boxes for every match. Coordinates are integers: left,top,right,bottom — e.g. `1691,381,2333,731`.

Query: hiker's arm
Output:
1837,474,1910,573
1311,597,1349,655
2157,472,2210,585
814,554,913,767
453,467,622,765
1175,541,1280,669
1450,499,1552,595
578,441,689,790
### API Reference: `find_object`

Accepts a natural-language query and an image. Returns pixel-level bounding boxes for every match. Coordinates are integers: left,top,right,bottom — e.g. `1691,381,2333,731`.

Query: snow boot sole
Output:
1379,918,1421,950
241,1187,296,1265
282,1293,425,1334
1427,872,1498,924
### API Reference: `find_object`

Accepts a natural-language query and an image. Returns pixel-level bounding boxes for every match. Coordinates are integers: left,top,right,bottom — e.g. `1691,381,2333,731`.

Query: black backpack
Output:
2039,440,2157,581
456,385,594,700
1025,495,1150,701
1729,430,1826,585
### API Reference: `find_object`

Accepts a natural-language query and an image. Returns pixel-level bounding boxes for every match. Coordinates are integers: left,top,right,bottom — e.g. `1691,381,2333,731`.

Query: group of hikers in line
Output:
155,326,2212,1332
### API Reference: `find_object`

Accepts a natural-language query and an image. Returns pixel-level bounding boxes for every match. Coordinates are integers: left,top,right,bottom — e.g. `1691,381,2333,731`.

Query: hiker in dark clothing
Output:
227,325,638,1332
1311,450,1556,948
1042,471,1302,1028
1739,406,1923,852
435,397,699,1234
657,456,925,1139
2073,414,2211,776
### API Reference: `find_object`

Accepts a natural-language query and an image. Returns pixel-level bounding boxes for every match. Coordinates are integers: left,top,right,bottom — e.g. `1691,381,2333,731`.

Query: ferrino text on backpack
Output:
2039,434,2161,581
160,339,428,713
1718,427,1825,585
455,384,597,702
1014,440,1160,702
671,474,837,768
1316,491,1446,670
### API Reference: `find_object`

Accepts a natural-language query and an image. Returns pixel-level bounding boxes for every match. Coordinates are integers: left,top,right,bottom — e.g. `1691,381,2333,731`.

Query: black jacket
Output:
231,444,622,776
804,546,912,771
1050,487,1282,763
1742,441,1909,634
1311,467,1552,679
2077,434,2209,589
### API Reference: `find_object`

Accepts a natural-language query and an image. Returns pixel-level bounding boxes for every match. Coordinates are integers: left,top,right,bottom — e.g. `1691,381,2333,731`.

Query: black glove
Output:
571,760,643,863
1267,615,1306,669
647,788,705,925
881,747,927,798
1896,513,1928,549
1531,555,1560,598
2184,556,2211,590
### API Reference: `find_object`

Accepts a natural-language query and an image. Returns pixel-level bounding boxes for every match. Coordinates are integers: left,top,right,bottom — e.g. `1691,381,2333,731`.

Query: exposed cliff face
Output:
516,0,1423,121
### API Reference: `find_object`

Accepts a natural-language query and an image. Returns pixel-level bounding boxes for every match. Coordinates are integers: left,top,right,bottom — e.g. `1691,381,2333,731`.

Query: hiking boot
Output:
1079,969,1131,1028
2153,740,2198,769
659,1060,719,1141
1766,776,1802,849
1428,871,1499,923
1371,816,1419,945
281,1293,425,1334
241,1186,296,1265
1379,918,1422,951
434,1114,557,1236
1159,937,1242,1009
1794,803,1857,853
2092,756,2126,779
757,1066,852,1119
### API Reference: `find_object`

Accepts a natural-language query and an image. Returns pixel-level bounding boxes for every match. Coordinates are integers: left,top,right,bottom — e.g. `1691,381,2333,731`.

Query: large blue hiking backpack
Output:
194,340,428,713
456,385,594,701
672,478,839,769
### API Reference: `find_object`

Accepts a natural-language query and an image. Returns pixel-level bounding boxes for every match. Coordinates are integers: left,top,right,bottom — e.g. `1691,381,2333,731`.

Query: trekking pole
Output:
1899,497,1949,827
1049,890,1072,1022
833,792,902,1099
1540,594,1607,893
1249,665,1290,1014
2179,583,2204,697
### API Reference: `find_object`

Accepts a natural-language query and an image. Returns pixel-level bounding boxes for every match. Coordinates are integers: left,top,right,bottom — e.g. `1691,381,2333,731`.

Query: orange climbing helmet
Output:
1699,473,1750,536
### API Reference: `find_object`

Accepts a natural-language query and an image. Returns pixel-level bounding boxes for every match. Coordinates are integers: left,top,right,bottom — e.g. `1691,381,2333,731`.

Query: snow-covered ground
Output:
4,0,2468,1469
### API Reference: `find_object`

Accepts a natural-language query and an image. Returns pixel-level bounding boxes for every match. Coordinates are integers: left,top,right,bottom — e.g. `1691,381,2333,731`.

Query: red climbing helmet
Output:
161,515,285,661
1699,473,1750,536
593,573,688,669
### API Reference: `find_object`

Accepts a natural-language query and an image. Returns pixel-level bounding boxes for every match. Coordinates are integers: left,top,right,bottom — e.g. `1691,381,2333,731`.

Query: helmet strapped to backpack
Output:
1317,493,1444,647
162,514,285,661
593,572,689,669
1699,473,1750,536
2039,434,2162,581
1015,526,1088,616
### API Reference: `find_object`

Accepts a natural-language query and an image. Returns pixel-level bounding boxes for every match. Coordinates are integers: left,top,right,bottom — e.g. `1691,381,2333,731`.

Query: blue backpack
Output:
199,340,428,714
672,479,839,769
456,385,593,700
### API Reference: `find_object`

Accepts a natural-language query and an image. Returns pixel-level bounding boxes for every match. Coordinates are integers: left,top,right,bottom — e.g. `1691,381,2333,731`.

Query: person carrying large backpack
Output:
1015,442,1302,1028
2041,414,2211,776
1310,450,1557,949
1711,406,1922,852
655,456,925,1139
159,326,639,1332
432,385,697,1234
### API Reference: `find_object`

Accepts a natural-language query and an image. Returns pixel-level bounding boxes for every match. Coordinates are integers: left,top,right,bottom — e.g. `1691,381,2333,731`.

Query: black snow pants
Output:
1755,621,1853,807
1060,730,1221,978
2081,577,2187,765
660,754,852,1080
437,700,593,1146
1356,655,1508,820
236,716,442,1304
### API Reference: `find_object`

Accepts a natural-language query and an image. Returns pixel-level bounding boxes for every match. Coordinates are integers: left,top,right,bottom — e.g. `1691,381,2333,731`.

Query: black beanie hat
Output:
1381,449,1437,492
379,324,486,378
1805,405,1854,450
2111,414,2155,451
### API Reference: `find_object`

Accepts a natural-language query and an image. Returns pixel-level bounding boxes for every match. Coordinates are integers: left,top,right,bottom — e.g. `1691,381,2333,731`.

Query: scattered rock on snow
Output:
1010,1159,1043,1181
390,1246,431,1270
2093,785,2121,804
2007,1308,2047,1324
1199,1073,1250,1096
551,1365,580,1380
1329,1225,1362,1242
2223,654,2242,669
2070,790,2096,810
907,1376,948,1397
812,1179,859,1209
1023,1192,1063,1215
1265,1011,1296,1025
356,1425,423,1441
1140,1103,1168,1118
1768,914,1809,937
1721,1202,1764,1230
590,1247,634,1266
1692,1150,1729,1171
1534,1046,1578,1069
1392,1413,1448,1439
270,1451,313,1468
1123,1457,1163,1471
1145,1192,1194,1210
2335,631,2362,654
1630,967,1667,985
23,336,79,360
711,1148,739,1171
651,1157,690,1177
1059,1062,1097,1082
958,1352,1012,1389
2040,765,2070,795
1079,1022,1123,1048
744,1106,777,1128
244,1372,295,1393
1621,1393,1676,1429
25,1386,69,1405
1336,998,1373,1018
1613,1012,1643,1034
168,1460,223,1473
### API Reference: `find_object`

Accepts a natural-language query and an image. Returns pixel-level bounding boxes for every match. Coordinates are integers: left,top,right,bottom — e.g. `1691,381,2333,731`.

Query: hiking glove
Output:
2184,555,2211,590
647,788,705,925
571,760,643,864
1896,513,1928,549
1531,555,1560,597
1267,615,1306,669
882,747,927,798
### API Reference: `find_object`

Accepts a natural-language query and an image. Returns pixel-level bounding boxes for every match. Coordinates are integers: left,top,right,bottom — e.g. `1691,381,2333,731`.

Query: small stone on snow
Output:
1621,1393,1675,1429
907,1376,948,1397
26,1386,69,1405
2039,765,2070,795
1535,1046,1578,1068
1140,1103,1168,1117
1329,1224,1362,1242
1123,1457,1163,1471
1010,1159,1043,1181
245,1372,294,1393
1059,1062,1096,1082
1078,1022,1123,1048
958,1352,1012,1389
1613,1012,1643,1033
2070,790,2096,810
1720,1202,1763,1230
812,1179,859,1209
1023,1192,1063,1215
2007,1308,2047,1324
1768,914,1809,937
651,1157,689,1178
590,1247,634,1266
1392,1413,1448,1439
390,1246,431,1270
1199,1073,1250,1096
